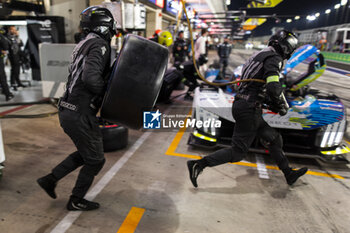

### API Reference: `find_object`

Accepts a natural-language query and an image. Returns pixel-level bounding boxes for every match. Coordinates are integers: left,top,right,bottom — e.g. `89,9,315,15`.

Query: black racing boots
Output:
285,167,308,185
37,173,57,199
66,195,100,211
187,160,204,188
5,93,14,101
37,174,99,211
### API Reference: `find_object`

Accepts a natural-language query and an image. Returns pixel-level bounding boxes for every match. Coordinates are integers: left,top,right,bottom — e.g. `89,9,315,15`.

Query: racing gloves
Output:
268,93,289,116
266,75,289,116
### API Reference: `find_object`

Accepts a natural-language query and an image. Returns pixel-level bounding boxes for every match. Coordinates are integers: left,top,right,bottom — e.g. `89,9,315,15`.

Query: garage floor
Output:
0,50,350,233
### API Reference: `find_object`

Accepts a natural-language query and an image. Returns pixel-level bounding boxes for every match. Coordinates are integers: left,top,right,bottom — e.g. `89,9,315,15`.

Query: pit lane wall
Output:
39,43,75,99
321,52,350,63
39,43,118,99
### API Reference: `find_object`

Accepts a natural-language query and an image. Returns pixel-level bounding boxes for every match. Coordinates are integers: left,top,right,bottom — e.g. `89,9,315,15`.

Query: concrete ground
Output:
0,49,350,233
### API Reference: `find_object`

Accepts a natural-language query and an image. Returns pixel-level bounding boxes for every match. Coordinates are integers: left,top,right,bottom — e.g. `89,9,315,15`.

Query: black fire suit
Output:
201,46,292,175
7,34,23,87
173,38,188,63
52,33,111,199
182,60,199,93
217,42,232,77
0,34,11,97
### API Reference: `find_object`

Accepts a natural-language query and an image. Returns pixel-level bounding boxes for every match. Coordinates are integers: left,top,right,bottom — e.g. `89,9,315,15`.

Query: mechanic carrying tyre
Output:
37,6,117,211
187,30,309,187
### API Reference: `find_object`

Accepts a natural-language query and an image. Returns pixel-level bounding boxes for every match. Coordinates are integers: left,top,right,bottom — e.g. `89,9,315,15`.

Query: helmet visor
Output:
112,20,117,34
286,36,298,51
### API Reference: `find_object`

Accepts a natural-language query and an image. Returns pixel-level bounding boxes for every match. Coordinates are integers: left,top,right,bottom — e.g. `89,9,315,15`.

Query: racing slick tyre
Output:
100,121,128,152
101,35,169,129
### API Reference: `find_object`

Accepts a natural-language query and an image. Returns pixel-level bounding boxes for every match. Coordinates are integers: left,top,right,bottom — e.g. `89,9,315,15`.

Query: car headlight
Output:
319,117,346,148
195,107,220,137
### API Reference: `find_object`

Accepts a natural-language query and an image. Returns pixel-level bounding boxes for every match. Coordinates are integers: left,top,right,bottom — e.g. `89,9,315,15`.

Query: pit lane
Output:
0,49,349,233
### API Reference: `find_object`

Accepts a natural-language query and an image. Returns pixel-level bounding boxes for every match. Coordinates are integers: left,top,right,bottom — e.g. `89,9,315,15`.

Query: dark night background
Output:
228,0,350,36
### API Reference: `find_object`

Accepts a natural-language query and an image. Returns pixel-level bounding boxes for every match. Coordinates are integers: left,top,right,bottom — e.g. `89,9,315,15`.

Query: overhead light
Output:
341,0,348,6
315,12,320,17
286,19,292,23
334,4,341,9
307,15,316,21
325,9,331,14
226,0,231,5
294,16,300,20
0,20,28,26
252,0,267,4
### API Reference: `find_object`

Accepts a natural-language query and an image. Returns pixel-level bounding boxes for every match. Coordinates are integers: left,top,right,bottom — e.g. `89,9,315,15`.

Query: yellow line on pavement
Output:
165,110,192,157
117,207,145,233
266,165,344,179
306,170,344,179
165,113,345,180
167,151,201,160
265,165,279,170
234,161,258,168
165,125,188,156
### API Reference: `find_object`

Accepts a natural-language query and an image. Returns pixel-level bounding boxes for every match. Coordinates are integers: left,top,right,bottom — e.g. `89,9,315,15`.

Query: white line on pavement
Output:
50,131,152,233
0,121,5,164
255,154,270,179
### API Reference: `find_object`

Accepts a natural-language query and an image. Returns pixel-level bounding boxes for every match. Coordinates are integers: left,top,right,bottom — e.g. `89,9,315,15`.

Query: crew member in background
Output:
182,54,208,100
150,29,161,43
173,31,188,63
194,28,208,74
158,31,173,47
7,26,25,90
187,30,308,188
217,36,232,78
0,29,13,101
150,30,173,48
194,28,208,60
37,6,116,211
187,34,199,60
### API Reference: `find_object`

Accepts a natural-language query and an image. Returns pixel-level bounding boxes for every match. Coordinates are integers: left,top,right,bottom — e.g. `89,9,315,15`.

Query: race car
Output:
188,45,350,163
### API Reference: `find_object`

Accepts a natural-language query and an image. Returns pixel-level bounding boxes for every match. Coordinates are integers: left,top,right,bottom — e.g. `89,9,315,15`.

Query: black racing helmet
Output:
268,30,298,59
80,6,117,40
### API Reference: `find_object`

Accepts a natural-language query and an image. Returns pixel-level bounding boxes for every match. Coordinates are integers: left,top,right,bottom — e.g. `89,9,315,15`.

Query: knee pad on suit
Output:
269,134,283,148
259,127,282,148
